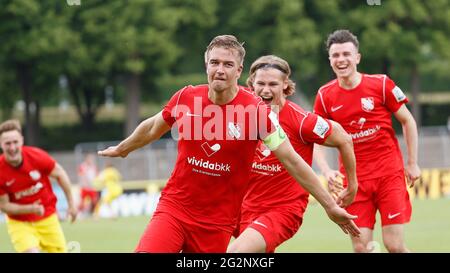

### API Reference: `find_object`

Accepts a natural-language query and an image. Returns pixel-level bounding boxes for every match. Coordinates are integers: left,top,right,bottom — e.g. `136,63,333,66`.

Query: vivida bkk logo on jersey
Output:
350,117,366,130
187,141,231,174
251,162,282,173
255,144,271,160
349,117,381,142
361,97,374,112
349,125,381,142
15,182,44,200
252,141,282,173
187,157,231,172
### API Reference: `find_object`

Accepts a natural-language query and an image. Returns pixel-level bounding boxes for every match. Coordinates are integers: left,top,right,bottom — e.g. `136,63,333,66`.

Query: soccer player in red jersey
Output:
227,55,358,253
99,35,359,253
0,119,77,253
313,30,421,253
77,153,99,217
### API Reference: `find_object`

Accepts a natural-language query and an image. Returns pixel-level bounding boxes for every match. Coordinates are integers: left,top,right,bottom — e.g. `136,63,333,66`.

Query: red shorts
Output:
80,188,98,203
238,206,305,253
79,188,98,211
345,170,412,229
135,210,232,253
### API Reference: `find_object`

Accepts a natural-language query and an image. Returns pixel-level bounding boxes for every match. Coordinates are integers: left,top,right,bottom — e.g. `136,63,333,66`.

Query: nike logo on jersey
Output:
253,220,268,229
186,112,201,117
388,212,401,219
5,179,15,186
331,105,343,112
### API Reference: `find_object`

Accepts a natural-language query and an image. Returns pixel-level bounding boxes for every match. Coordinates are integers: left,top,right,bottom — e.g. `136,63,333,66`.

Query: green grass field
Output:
1,198,449,253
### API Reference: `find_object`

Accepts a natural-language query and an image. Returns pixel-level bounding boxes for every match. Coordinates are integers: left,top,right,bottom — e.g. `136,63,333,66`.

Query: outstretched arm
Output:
50,163,77,222
320,120,357,207
272,140,360,237
98,111,171,158
394,104,421,187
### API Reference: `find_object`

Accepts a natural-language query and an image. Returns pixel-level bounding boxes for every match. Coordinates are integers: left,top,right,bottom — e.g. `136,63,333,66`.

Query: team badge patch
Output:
392,86,406,102
29,170,41,181
227,122,241,139
361,97,374,112
313,116,330,138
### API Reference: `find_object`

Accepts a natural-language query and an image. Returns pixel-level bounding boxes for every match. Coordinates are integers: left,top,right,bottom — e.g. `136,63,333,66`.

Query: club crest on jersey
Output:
228,122,241,139
361,97,374,112
29,170,41,181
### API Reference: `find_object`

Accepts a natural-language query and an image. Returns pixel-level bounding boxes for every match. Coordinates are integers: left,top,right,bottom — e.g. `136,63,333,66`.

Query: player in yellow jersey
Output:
93,162,123,218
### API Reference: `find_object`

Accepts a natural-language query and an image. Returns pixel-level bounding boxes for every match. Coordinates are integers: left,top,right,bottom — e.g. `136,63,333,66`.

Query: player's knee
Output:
353,242,368,253
384,241,408,253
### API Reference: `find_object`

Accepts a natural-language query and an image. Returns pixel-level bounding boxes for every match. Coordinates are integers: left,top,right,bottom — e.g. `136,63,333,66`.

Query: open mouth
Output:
261,97,273,105
7,152,18,158
336,65,349,72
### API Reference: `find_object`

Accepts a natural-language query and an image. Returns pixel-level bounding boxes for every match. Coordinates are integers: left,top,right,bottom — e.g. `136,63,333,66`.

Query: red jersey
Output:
159,84,278,232
0,146,57,221
314,74,407,180
242,100,333,214
78,161,97,189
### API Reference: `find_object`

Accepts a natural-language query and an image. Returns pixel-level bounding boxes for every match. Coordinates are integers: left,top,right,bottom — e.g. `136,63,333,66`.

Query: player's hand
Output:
324,170,344,200
31,200,45,216
325,205,360,237
405,163,421,188
336,182,357,208
67,205,78,223
98,146,126,158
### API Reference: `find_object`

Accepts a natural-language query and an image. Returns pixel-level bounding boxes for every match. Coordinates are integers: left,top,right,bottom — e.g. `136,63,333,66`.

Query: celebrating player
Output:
0,119,77,253
313,29,421,253
99,35,359,253
228,55,358,253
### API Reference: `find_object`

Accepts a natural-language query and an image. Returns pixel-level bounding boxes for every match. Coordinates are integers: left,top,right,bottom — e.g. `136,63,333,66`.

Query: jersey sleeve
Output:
300,112,333,145
33,148,56,176
384,76,409,113
0,184,6,195
161,86,191,127
0,164,9,195
313,91,330,119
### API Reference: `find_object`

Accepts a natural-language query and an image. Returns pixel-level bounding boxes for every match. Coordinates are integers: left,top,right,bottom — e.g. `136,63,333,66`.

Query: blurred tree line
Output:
0,0,449,148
